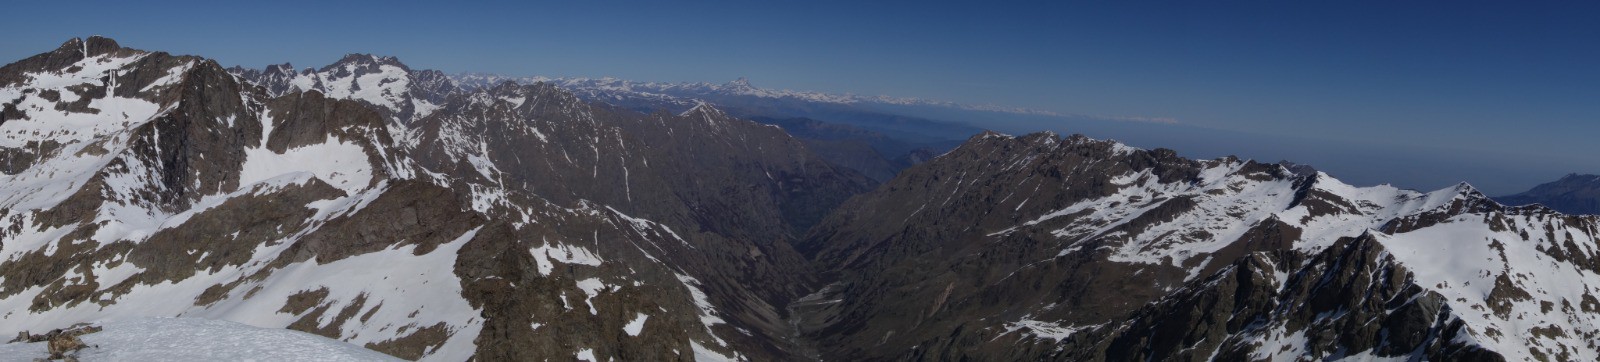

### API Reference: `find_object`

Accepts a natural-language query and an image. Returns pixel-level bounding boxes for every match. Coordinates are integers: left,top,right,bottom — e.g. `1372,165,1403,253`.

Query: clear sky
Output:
2,0,1597,194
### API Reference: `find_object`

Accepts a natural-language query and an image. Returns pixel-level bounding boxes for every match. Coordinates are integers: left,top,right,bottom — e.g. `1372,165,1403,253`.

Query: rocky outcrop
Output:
10,324,102,360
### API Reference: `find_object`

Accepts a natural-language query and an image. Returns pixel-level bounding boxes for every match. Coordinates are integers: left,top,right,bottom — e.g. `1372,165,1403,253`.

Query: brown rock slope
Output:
3,37,875,361
798,131,1600,361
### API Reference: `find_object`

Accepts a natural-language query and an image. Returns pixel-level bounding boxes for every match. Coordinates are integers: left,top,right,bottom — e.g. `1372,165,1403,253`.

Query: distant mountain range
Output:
1496,173,1600,215
450,73,991,156
229,59,1002,184
450,74,1068,117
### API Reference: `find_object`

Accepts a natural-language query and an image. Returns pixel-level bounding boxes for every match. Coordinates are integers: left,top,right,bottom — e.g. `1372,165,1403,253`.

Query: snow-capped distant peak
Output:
231,53,459,124
322,53,409,72
446,73,1069,117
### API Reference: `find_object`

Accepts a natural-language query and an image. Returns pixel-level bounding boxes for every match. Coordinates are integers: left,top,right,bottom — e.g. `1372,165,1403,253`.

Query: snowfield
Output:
0,318,401,362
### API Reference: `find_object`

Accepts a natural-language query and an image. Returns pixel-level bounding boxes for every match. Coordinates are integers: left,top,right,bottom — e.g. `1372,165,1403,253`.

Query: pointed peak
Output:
679,101,726,118
973,130,1013,140
329,53,410,71
1408,181,1502,216
1423,181,1490,204
57,37,84,51
1440,181,1489,200
336,53,372,63
727,77,752,88
1277,161,1320,178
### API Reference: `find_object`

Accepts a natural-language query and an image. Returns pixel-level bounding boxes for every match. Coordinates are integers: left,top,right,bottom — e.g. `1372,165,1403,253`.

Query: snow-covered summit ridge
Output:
232,54,1141,127
228,53,454,124
945,131,1600,360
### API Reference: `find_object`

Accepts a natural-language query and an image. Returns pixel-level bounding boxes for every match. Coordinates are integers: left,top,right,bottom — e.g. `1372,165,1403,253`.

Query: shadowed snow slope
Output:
0,318,401,362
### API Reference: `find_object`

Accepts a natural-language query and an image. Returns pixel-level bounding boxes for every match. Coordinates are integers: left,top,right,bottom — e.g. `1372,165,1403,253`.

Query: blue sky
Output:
2,1,1597,194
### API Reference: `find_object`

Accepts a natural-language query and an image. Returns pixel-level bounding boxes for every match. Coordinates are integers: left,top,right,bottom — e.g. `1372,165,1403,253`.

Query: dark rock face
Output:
405,83,876,359
407,69,456,105
226,63,298,97
138,60,262,208
795,131,1600,361
1086,235,1501,361
267,180,481,267
1497,173,1600,215
793,132,1229,360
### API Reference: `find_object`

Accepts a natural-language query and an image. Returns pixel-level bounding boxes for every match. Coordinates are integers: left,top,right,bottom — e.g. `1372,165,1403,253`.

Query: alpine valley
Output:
1,37,1597,362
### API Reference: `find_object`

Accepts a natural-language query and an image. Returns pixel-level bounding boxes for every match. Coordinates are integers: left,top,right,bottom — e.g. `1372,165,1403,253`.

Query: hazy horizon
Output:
4,0,1595,194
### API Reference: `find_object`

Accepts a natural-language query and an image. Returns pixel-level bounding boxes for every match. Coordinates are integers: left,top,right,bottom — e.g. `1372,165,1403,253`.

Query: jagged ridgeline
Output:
797,132,1600,361
2,37,1598,362
0,36,870,361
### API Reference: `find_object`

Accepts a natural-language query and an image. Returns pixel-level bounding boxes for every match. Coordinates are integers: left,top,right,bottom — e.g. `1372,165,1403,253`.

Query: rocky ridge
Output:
4,37,871,361
797,131,1600,361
